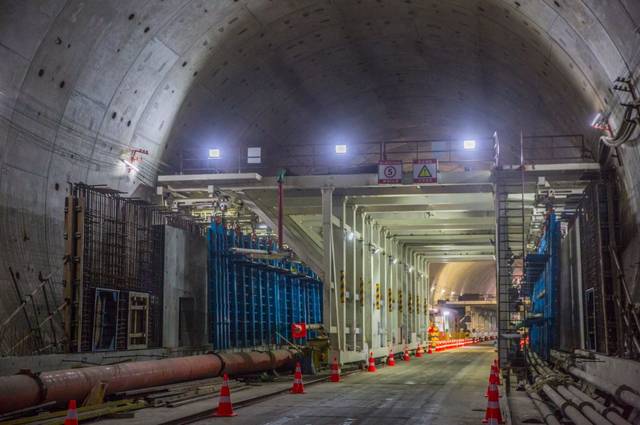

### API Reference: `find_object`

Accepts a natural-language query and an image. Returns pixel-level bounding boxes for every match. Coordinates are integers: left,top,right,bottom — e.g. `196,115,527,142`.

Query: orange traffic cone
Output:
427,344,433,354
330,357,340,382
290,362,305,394
485,366,501,396
214,373,237,416
368,352,377,372
485,378,501,399
403,347,410,361
490,363,501,385
388,348,396,366
64,400,78,425
416,343,423,358
482,379,504,424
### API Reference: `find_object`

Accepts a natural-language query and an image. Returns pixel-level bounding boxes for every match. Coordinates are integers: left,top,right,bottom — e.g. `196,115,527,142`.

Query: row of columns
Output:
321,187,430,362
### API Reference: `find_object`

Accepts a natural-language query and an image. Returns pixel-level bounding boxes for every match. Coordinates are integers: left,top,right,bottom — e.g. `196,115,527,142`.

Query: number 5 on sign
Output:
378,160,403,184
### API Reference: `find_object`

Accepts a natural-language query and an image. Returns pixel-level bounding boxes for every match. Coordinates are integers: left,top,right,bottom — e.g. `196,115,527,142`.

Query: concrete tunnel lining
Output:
0,0,639,343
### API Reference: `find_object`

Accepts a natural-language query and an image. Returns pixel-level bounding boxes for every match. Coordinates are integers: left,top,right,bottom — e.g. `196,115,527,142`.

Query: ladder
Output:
495,133,528,377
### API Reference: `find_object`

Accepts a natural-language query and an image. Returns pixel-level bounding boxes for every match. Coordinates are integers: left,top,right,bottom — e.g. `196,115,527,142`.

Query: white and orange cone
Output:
368,352,377,372
416,343,424,358
290,362,305,394
490,362,501,385
330,357,340,382
403,346,410,361
482,372,504,424
388,348,396,366
64,400,79,425
214,373,237,417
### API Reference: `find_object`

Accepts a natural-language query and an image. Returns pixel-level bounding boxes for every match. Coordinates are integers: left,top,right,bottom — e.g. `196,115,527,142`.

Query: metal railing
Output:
177,137,497,175
176,133,593,176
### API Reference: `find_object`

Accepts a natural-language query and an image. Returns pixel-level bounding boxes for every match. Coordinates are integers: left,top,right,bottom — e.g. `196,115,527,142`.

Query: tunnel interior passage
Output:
1,1,640,423
1,1,639,329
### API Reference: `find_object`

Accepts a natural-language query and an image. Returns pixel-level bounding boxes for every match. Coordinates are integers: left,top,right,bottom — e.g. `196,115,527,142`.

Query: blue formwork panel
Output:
207,222,323,350
526,212,560,360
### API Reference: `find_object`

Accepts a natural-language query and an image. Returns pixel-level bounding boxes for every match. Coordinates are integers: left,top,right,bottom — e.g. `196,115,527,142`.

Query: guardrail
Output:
432,336,496,352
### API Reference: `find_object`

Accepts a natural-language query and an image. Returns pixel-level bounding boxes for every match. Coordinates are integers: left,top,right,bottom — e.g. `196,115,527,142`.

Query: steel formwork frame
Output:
527,212,561,361
207,222,322,350
321,187,429,363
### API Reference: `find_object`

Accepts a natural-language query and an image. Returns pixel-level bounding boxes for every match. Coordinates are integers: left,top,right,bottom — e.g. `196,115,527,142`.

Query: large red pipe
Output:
0,350,296,414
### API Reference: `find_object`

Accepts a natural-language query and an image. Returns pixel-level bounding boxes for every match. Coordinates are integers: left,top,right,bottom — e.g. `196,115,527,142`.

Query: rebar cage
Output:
64,184,181,352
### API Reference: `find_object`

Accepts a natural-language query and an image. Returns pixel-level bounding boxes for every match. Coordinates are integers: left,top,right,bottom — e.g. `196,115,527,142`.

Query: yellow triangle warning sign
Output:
418,165,432,178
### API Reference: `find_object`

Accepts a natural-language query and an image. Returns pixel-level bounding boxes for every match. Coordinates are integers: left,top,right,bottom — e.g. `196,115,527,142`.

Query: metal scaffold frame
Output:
321,187,430,362
494,131,606,382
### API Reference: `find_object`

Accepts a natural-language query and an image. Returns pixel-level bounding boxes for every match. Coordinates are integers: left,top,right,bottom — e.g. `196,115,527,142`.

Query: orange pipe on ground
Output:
0,349,296,414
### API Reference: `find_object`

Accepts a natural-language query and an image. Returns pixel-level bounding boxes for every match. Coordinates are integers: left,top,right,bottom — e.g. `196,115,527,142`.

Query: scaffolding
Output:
495,132,614,380
494,137,527,375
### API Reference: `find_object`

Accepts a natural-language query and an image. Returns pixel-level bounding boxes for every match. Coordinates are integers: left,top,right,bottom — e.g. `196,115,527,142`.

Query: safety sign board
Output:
412,159,437,184
378,160,403,184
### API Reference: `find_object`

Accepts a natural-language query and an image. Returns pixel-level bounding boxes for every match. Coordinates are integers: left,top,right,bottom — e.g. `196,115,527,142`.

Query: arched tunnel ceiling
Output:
168,0,629,158
0,0,639,322
429,261,496,301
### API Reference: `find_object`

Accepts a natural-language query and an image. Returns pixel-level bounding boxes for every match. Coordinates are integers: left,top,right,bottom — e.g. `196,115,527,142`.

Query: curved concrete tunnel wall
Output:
0,0,639,350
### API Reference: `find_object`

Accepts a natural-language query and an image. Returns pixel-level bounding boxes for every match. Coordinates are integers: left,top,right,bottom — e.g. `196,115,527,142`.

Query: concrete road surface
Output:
196,342,497,425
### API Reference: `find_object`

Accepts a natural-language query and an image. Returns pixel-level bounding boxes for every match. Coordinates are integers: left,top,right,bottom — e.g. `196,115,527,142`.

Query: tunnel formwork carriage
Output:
207,221,323,350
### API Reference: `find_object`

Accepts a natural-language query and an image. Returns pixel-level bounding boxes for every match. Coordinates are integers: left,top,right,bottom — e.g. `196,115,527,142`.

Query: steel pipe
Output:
556,385,613,425
568,366,640,411
566,385,631,425
539,382,592,425
0,349,296,414
526,386,561,425
528,354,594,425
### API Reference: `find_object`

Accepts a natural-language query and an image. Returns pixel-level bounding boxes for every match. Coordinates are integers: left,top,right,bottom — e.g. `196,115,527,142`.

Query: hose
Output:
600,100,640,148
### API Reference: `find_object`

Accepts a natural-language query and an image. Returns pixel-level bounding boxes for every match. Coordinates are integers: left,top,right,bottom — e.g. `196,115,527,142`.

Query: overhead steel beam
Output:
416,255,495,260
390,233,494,240
158,172,263,184
367,211,494,220
359,203,494,213
159,171,493,190
349,193,493,206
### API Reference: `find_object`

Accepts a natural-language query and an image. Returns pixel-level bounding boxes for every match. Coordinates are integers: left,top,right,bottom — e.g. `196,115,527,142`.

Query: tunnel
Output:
0,1,639,424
